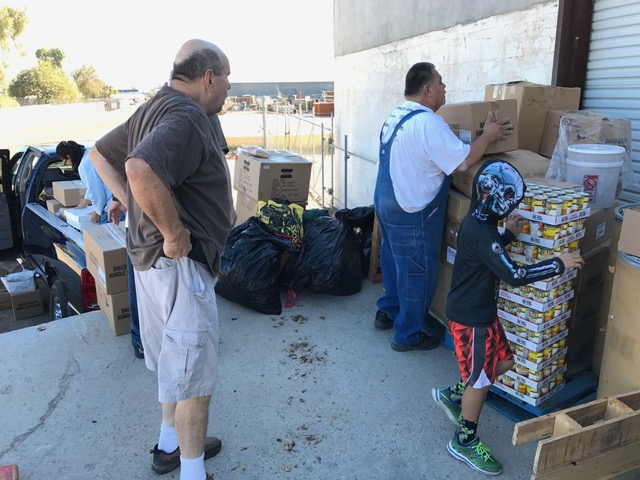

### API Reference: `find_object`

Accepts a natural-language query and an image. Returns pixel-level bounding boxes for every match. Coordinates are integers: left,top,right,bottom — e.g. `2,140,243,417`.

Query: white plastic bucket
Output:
566,144,625,209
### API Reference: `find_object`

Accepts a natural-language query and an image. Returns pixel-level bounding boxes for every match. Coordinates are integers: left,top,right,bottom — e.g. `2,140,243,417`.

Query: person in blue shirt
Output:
56,140,112,224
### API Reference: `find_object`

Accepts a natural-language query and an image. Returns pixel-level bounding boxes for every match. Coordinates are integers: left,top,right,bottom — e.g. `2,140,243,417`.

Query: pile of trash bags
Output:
215,201,375,314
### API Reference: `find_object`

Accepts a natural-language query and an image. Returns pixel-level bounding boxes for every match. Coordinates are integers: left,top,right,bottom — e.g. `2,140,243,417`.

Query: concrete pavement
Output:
0,280,538,479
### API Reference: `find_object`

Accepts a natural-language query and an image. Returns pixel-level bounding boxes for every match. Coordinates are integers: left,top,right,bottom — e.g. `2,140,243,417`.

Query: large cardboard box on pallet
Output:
83,223,128,295
452,149,550,197
52,180,86,207
233,149,312,203
437,99,519,155
484,81,581,153
95,281,129,336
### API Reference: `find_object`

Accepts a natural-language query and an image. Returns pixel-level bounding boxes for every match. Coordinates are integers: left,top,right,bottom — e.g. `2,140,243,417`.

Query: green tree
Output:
9,60,80,104
35,47,64,68
0,6,29,92
72,64,116,99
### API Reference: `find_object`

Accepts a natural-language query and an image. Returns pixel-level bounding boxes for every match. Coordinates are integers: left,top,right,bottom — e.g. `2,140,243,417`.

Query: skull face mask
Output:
472,160,525,222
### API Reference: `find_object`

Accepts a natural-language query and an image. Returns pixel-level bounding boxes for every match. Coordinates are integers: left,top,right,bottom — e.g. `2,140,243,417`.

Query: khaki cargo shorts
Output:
135,256,219,404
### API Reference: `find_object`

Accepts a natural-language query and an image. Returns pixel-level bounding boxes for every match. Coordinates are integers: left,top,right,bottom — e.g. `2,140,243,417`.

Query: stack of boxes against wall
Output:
50,180,130,336
233,149,313,225
429,81,631,406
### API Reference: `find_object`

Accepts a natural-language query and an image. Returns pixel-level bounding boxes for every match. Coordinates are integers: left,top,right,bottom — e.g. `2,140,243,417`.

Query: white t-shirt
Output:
381,101,470,213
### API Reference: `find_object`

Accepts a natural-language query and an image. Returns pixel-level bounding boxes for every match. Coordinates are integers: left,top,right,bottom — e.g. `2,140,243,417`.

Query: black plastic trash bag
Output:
215,217,298,314
334,205,375,276
284,215,362,296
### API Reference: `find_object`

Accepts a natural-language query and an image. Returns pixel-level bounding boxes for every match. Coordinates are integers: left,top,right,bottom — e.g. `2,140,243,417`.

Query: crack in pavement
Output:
0,357,80,459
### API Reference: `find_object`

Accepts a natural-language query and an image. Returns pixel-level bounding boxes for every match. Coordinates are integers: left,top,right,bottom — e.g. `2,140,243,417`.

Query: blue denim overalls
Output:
373,109,451,347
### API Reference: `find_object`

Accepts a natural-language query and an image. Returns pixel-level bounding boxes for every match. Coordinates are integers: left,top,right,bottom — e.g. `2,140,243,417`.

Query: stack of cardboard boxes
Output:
233,149,313,224
49,180,98,230
83,223,130,336
428,81,634,393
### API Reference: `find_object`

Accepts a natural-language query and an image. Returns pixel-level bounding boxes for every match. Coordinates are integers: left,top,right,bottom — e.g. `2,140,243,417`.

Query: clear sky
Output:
4,0,335,91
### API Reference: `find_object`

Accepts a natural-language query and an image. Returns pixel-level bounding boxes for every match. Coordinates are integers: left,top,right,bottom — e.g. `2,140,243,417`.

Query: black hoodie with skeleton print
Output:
445,159,565,328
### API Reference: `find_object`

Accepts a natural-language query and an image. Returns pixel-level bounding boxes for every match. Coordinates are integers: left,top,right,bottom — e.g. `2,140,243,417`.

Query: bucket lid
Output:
619,251,640,269
566,158,624,168
567,144,626,155
614,202,640,223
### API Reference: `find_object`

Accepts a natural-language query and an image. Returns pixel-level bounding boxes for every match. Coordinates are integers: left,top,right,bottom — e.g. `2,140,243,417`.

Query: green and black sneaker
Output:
431,386,462,424
447,434,502,476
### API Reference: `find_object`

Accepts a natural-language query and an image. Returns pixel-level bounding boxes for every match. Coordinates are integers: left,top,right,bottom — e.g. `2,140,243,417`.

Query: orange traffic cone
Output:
0,464,18,480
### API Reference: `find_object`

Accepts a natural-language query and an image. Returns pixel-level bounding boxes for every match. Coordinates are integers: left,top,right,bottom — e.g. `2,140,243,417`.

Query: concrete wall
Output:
335,0,551,56
333,1,559,208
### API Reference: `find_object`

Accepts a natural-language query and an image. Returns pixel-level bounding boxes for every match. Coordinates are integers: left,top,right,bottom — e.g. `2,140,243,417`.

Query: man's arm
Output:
88,146,128,209
455,111,514,172
125,157,191,259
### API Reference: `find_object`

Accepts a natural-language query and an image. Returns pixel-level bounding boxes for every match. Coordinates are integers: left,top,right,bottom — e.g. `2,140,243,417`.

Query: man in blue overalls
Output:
373,62,513,351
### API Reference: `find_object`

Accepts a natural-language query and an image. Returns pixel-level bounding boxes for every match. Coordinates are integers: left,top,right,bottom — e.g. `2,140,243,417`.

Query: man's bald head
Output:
171,39,227,82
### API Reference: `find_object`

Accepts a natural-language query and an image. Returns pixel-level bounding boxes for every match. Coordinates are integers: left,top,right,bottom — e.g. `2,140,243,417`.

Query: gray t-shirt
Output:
95,85,231,273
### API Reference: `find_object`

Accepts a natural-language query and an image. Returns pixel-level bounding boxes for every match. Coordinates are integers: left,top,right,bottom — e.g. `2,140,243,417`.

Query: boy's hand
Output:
559,252,585,270
505,212,524,237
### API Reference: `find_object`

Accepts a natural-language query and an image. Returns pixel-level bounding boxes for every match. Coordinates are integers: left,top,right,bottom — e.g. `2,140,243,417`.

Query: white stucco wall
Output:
333,1,559,208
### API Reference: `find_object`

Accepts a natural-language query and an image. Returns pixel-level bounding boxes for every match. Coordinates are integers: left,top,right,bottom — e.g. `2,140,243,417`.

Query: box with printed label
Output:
484,82,581,153
11,288,44,320
233,150,312,203
52,180,87,207
579,207,616,256
83,224,128,295
437,100,519,155
95,281,129,336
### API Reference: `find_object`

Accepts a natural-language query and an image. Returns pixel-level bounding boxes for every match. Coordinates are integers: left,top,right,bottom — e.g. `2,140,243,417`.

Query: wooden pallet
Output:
368,215,382,284
512,389,640,479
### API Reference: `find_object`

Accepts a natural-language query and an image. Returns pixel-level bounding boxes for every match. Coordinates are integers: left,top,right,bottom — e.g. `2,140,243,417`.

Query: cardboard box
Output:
484,82,581,153
539,110,633,158
447,188,471,221
592,264,615,375
1,270,36,295
83,224,128,295
11,288,44,320
95,281,130,336
233,150,313,203
235,191,260,225
0,284,11,310
65,206,94,231
52,180,86,207
430,287,449,323
452,149,551,197
579,207,617,256
574,246,607,294
437,100,519,155
617,206,640,257
46,199,63,214
443,215,462,250
437,261,454,294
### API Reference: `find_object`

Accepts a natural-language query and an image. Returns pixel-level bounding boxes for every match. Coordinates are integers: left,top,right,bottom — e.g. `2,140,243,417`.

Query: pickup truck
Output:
0,143,99,320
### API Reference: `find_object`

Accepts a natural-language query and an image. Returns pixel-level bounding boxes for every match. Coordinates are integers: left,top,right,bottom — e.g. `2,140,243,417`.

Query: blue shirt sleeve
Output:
78,155,112,216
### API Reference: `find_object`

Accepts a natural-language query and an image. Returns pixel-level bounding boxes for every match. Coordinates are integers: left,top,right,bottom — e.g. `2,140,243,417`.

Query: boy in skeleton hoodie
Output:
432,159,585,476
